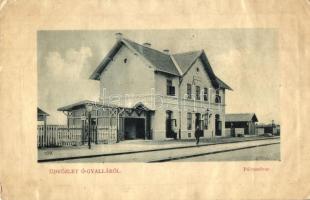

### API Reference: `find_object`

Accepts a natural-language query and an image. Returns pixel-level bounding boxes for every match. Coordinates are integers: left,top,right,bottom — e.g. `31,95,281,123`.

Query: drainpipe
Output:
208,88,215,142
178,77,183,139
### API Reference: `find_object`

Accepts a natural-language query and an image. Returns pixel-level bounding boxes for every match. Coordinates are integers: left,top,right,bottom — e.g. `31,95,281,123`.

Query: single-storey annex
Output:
225,113,258,136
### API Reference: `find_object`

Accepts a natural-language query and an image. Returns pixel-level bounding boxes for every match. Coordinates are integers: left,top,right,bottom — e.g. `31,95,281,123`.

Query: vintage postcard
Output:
37,29,280,163
0,0,309,200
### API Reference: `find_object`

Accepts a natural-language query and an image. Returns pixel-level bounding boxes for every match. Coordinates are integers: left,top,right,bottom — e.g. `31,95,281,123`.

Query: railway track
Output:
51,138,280,163
148,141,280,162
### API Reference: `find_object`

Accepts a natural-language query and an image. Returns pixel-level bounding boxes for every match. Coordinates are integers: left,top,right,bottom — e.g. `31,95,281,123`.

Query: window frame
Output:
166,79,175,96
187,83,192,99
187,112,192,130
215,89,221,103
195,86,201,100
203,88,208,101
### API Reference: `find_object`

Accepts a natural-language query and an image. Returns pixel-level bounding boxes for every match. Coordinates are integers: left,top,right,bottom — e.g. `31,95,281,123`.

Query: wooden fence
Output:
37,124,117,148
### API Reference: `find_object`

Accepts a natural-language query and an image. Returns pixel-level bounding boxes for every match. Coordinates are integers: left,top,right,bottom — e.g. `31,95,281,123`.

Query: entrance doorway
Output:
244,125,249,135
215,114,221,136
124,118,145,140
195,113,203,137
195,113,201,129
230,123,235,137
166,110,175,138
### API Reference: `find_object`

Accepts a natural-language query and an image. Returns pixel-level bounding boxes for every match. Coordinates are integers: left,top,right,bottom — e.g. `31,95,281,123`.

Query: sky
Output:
38,29,279,124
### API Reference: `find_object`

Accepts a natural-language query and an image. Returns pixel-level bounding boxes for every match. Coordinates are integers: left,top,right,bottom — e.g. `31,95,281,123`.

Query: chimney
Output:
143,42,151,47
163,49,170,53
115,32,123,40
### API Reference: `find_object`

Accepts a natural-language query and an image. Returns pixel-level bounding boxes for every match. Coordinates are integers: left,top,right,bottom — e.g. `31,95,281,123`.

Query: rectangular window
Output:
187,83,192,99
196,86,200,100
167,80,175,96
188,132,191,138
204,88,208,101
187,112,192,130
215,90,221,103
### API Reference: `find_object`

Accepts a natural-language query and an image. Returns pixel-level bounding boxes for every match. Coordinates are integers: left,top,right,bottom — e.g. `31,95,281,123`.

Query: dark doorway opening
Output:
195,113,201,129
195,113,203,137
244,125,249,135
166,110,175,138
215,114,222,136
124,118,145,140
230,123,235,137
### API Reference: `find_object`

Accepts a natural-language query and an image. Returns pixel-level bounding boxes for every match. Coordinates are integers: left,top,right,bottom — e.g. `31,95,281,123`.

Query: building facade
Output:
59,33,232,141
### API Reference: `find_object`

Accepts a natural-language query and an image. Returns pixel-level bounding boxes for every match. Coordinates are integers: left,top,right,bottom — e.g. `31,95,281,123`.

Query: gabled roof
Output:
89,41,123,80
89,35,232,90
89,38,180,80
225,113,258,122
37,107,49,116
172,50,202,74
123,38,180,76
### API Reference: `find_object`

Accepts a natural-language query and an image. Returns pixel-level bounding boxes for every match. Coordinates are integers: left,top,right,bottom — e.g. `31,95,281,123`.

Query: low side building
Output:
37,107,49,142
57,100,153,143
37,107,49,122
256,123,280,136
225,113,258,136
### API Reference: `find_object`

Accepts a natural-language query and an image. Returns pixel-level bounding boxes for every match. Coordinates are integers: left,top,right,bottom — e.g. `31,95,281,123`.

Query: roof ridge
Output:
122,38,171,55
172,50,202,56
121,37,180,76
123,37,203,56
